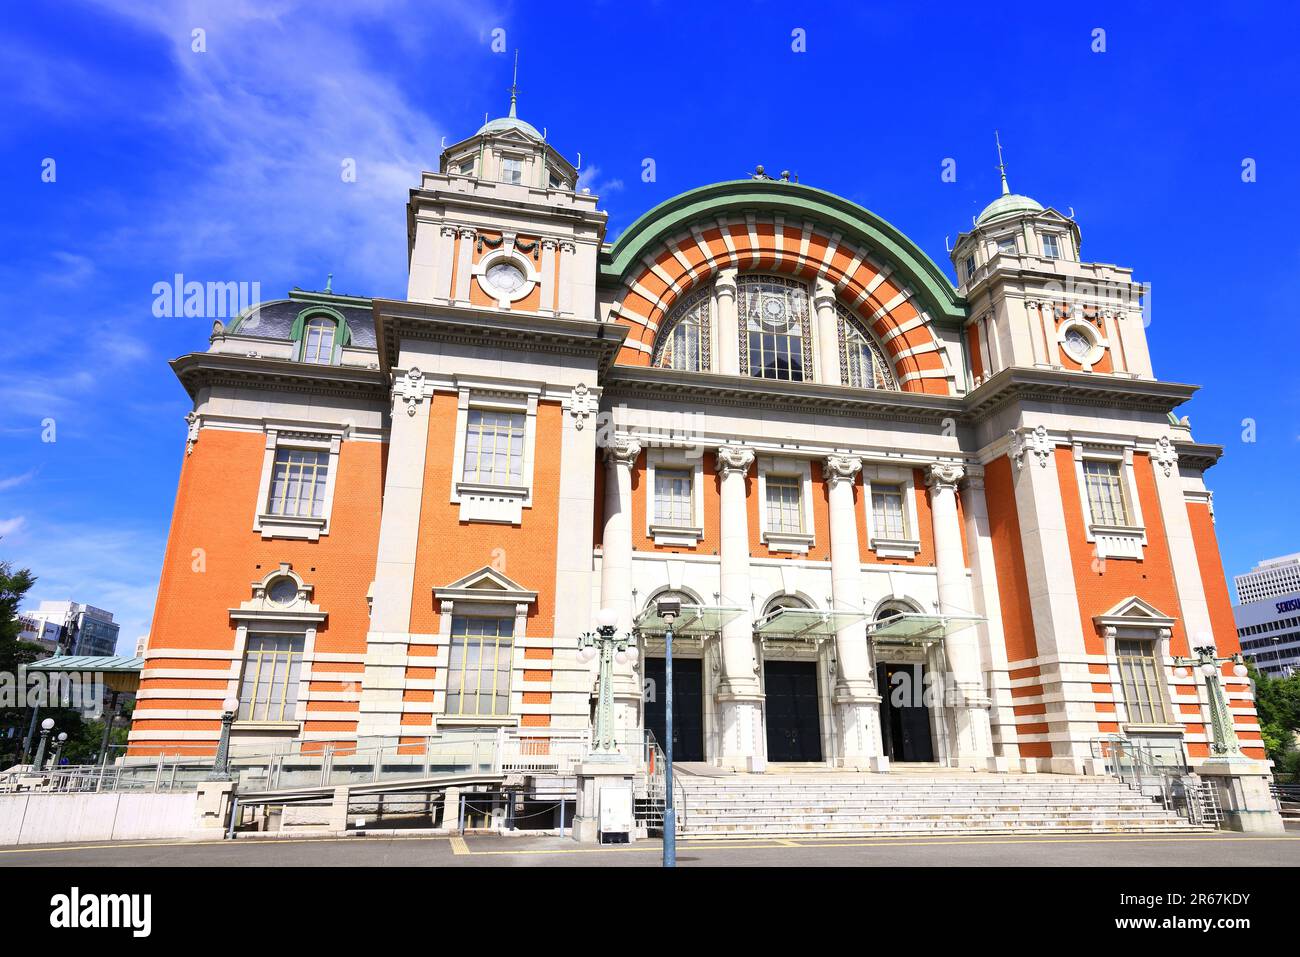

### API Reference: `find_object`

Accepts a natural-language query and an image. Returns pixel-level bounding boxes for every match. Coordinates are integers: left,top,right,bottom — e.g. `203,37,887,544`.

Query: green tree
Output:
0,560,44,765
1247,662,1300,782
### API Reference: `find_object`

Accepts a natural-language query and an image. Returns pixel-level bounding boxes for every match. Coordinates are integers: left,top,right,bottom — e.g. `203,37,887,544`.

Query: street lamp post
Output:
51,732,68,770
1174,646,1248,757
657,599,680,869
207,696,240,781
32,717,55,771
578,609,629,755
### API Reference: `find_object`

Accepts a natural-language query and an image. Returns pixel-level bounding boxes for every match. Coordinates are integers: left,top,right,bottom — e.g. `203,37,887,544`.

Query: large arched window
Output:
738,275,811,381
653,286,711,371
837,304,896,390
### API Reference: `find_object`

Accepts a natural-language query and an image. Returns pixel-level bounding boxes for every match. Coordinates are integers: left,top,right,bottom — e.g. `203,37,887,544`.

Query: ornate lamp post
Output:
32,718,55,771
207,696,240,781
657,599,680,869
50,732,69,769
578,609,630,755
1174,646,1248,757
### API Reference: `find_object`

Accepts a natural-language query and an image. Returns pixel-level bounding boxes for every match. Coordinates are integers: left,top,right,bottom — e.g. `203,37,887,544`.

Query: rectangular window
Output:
766,476,803,535
654,468,693,528
1116,638,1169,724
1083,459,1130,526
871,484,907,539
964,255,976,282
238,634,305,722
1041,233,1061,258
500,157,524,185
997,235,1017,253
458,160,476,176
462,410,525,486
266,449,329,518
447,616,514,716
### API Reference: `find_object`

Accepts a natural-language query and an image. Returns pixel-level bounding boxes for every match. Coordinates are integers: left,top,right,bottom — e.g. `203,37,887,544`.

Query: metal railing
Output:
7,727,662,796
1090,734,1221,828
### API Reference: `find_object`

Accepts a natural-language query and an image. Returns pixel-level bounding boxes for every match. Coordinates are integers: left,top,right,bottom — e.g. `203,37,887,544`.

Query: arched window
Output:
738,275,811,381
837,304,896,390
301,315,337,365
653,286,711,371
763,594,812,616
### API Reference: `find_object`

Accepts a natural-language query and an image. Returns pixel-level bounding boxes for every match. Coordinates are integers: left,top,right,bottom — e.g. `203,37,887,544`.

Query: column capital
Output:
1007,424,1053,470
457,226,476,240
823,453,862,486
925,462,965,492
603,435,641,469
714,444,755,477
813,277,838,309
714,266,739,297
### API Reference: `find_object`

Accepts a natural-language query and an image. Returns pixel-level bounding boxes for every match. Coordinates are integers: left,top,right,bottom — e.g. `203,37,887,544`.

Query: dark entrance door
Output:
643,657,704,762
877,662,935,762
764,660,823,762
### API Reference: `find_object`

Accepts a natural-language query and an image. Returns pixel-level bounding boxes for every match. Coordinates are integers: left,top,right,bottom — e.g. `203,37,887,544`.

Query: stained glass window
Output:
738,275,810,381
654,285,711,371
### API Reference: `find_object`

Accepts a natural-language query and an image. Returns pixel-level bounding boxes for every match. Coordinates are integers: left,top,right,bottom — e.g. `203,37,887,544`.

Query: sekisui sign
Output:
1276,598,1300,614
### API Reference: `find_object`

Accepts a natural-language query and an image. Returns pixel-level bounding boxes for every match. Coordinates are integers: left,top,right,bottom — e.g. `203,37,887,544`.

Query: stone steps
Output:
672,772,1210,838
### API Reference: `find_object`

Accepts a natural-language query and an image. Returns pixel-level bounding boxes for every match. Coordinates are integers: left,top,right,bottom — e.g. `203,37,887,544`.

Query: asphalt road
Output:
5,831,1300,867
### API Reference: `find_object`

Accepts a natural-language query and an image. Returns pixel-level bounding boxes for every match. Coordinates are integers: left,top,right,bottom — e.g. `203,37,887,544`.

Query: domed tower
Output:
404,63,602,318
950,136,1152,384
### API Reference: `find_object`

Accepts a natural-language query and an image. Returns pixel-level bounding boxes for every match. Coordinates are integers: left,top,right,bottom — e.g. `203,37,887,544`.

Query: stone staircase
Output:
673,770,1212,838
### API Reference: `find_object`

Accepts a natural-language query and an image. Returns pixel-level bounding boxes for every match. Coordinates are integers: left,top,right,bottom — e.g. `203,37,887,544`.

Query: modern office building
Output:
1235,555,1300,677
128,94,1269,794
1235,553,1300,605
22,601,121,658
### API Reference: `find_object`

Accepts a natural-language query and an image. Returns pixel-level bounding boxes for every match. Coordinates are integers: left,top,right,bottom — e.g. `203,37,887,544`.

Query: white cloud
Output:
0,517,28,538
0,470,37,493
6,519,166,657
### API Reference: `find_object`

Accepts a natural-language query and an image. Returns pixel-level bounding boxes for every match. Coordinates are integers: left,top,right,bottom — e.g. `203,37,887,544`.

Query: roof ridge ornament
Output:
995,129,1010,196
508,49,521,119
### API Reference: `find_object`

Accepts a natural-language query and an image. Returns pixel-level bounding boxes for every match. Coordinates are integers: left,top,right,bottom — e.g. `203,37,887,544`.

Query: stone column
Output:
714,267,740,376
539,239,558,314
434,225,458,301
599,435,642,733
453,227,475,303
715,444,763,767
557,241,575,316
823,454,886,769
926,463,995,768
959,470,1018,768
1008,425,1100,773
813,279,843,386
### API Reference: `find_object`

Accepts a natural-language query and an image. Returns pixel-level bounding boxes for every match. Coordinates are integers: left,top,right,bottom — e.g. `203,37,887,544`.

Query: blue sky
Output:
2,1,1298,650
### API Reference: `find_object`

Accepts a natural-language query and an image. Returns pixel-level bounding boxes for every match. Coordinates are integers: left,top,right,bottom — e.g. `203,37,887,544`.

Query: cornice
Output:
1172,439,1224,473
170,353,388,403
371,300,628,375
963,366,1198,419
601,365,963,424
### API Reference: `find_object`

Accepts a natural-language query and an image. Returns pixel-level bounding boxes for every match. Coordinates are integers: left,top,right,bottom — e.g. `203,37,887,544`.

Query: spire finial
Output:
995,129,1010,196
508,50,520,119
325,272,333,294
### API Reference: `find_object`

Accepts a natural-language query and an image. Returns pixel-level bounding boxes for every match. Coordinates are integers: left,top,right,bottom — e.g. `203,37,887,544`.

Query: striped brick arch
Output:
608,204,959,395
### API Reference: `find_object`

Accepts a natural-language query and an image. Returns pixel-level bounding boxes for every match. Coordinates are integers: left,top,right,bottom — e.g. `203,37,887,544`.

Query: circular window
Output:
485,261,527,295
267,577,298,605
1062,327,1093,361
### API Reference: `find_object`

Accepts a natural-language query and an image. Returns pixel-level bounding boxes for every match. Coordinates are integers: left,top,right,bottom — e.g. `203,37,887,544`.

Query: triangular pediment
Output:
435,566,537,603
1093,595,1176,630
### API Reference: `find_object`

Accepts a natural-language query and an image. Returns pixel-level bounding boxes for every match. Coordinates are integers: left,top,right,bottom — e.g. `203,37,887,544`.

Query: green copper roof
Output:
975,191,1043,226
477,114,543,139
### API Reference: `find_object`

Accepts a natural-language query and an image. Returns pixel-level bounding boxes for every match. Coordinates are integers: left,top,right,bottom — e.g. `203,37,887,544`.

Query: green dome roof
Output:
976,191,1043,226
477,114,543,140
